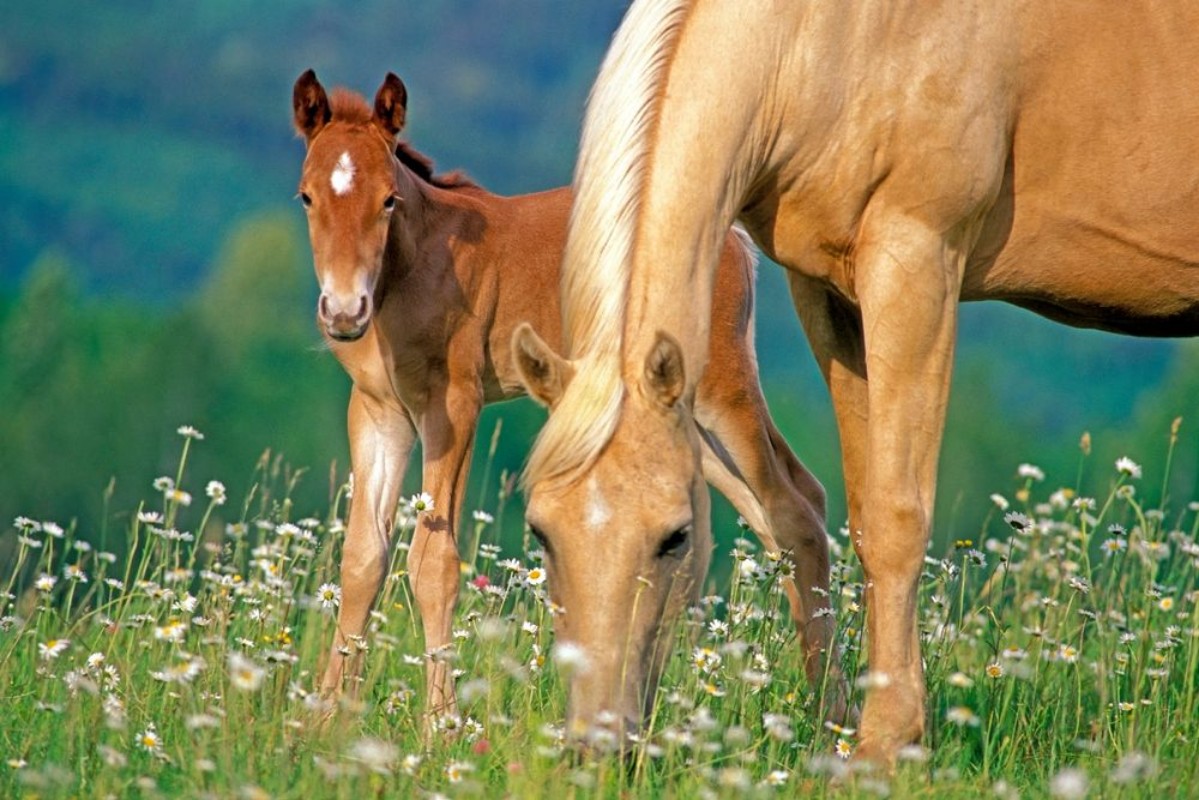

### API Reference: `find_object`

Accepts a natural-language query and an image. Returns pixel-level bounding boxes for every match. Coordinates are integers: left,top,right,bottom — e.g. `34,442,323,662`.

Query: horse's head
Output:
292,70,409,342
513,323,712,747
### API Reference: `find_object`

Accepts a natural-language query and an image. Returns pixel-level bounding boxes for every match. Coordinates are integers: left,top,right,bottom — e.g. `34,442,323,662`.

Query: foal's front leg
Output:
408,380,482,724
321,387,415,701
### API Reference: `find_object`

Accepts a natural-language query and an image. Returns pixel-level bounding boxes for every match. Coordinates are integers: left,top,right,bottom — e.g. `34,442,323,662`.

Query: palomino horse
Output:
522,0,1199,766
290,70,845,724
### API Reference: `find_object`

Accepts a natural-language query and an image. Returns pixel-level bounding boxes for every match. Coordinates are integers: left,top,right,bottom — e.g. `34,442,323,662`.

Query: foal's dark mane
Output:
329,87,477,191
394,142,477,190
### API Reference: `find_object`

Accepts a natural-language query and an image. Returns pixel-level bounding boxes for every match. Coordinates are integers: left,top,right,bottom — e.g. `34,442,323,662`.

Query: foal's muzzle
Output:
318,292,371,341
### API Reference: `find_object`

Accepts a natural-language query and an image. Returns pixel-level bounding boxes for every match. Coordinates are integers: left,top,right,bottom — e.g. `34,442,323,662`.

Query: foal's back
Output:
450,184,755,402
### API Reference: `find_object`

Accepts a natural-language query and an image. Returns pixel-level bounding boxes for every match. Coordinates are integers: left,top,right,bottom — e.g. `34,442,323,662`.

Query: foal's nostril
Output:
354,295,368,321
318,294,331,320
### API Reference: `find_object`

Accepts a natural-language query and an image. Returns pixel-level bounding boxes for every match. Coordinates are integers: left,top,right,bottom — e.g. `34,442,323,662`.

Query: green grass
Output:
2,423,1199,798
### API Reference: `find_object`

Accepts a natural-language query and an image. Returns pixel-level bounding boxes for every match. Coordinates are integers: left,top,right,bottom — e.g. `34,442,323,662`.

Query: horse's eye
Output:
382,194,400,212
298,192,312,209
529,525,549,550
656,526,691,558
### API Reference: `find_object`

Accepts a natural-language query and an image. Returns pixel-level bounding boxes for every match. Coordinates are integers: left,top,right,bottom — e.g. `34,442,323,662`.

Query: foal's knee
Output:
341,540,387,589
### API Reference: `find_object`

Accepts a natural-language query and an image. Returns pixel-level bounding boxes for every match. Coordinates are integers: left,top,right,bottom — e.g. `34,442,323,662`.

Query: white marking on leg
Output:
331,152,356,195
586,475,612,530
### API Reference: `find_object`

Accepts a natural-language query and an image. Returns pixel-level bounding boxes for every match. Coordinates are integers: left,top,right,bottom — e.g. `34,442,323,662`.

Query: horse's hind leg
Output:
695,389,849,723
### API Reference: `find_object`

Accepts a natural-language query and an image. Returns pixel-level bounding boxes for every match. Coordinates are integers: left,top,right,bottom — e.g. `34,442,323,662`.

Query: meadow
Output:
2,422,1198,799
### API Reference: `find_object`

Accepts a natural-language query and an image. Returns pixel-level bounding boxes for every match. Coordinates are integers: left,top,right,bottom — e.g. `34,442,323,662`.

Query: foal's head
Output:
513,324,713,746
291,69,409,341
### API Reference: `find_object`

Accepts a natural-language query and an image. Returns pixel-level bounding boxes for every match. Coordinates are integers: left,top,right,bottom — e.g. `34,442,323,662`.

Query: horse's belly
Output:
967,212,1199,336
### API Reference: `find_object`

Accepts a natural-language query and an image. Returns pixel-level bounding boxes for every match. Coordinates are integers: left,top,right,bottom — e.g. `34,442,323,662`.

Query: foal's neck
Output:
385,163,461,282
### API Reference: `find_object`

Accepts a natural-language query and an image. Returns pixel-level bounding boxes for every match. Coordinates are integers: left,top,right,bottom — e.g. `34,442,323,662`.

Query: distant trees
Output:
0,214,344,538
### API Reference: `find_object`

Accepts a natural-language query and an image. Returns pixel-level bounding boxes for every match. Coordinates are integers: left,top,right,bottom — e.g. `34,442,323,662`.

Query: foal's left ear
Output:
512,323,574,409
373,73,408,138
643,331,687,410
292,69,332,142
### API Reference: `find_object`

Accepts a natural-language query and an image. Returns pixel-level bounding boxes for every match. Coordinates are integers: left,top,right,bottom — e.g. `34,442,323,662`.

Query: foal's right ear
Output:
512,323,573,409
373,73,408,138
292,69,332,142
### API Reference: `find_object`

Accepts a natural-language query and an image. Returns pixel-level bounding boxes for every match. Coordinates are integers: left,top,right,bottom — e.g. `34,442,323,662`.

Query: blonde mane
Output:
523,0,694,489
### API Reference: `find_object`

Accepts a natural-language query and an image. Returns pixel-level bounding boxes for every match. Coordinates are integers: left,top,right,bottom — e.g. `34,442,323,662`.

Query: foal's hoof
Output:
820,686,859,729
848,739,897,774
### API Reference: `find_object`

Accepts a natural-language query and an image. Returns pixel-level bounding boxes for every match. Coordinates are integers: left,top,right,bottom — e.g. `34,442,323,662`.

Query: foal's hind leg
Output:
407,379,482,727
694,391,850,723
321,387,415,705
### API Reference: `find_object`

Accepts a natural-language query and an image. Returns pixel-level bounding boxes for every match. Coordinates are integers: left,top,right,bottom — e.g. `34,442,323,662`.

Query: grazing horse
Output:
521,0,1199,766
290,71,845,724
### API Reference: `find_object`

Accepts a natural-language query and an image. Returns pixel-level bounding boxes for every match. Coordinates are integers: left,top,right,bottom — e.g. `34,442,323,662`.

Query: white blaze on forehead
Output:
585,474,612,529
330,151,356,195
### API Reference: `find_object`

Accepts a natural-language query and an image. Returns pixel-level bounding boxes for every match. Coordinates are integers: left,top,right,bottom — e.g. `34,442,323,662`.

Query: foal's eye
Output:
298,192,312,209
528,525,549,550
656,526,691,558
382,194,400,212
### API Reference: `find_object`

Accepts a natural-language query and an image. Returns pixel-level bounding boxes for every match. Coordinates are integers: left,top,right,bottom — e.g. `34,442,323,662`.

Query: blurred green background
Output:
1,0,1195,556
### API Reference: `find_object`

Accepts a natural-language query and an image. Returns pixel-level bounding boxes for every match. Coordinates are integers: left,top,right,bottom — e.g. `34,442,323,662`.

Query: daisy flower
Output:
1049,767,1089,799
552,641,591,675
39,638,70,661
153,620,187,643
316,583,342,610
1058,644,1080,664
1115,457,1142,479
206,481,227,505
525,567,547,586
1017,463,1045,482
945,706,980,726
228,652,266,691
410,492,435,514
446,760,474,783
692,646,722,673
347,737,397,775
137,724,164,754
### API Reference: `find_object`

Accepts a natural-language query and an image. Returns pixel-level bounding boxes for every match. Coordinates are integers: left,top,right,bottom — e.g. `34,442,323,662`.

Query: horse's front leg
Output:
408,379,482,725
847,217,965,768
321,386,415,703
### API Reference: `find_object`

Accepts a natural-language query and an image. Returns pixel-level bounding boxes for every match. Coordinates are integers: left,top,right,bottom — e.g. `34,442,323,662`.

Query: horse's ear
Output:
293,69,332,142
373,73,408,138
642,331,686,409
512,323,573,408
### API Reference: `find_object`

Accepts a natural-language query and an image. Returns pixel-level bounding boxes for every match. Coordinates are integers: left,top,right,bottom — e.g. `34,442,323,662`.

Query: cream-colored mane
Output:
523,0,694,489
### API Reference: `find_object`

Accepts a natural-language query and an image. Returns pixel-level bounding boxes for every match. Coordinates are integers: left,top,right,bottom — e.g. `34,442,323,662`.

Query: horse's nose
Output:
318,292,371,341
